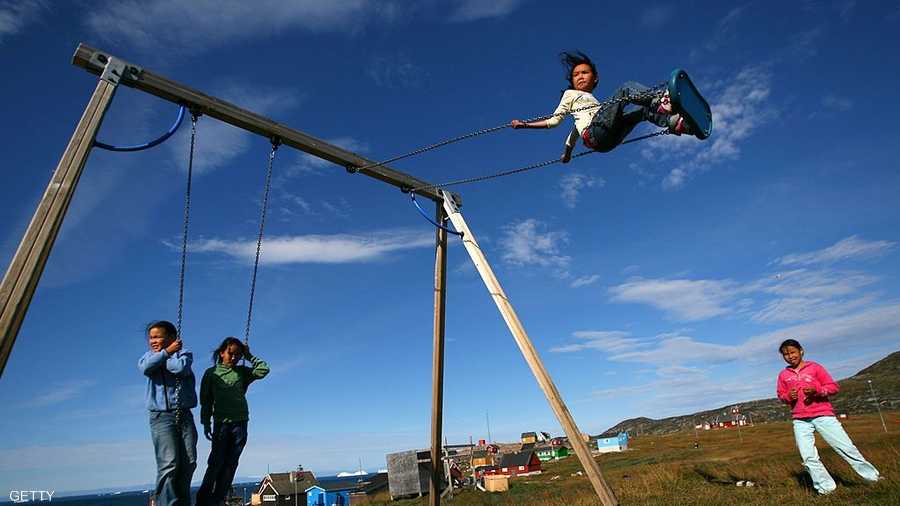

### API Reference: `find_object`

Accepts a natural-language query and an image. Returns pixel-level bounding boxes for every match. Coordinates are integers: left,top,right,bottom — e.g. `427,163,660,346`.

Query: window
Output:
262,494,276,502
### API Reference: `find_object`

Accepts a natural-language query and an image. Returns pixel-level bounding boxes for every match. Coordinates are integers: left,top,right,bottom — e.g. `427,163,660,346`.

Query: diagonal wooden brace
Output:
440,191,618,506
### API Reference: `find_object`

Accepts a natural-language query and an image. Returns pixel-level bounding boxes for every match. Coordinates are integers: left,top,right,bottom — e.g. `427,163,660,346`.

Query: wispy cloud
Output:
86,0,385,53
609,278,739,321
559,173,604,209
640,6,674,29
776,236,895,266
0,0,46,44
23,380,97,408
448,0,525,22
822,94,853,112
550,330,644,353
367,54,426,89
187,229,433,264
499,219,570,273
570,274,601,288
705,5,749,52
662,65,776,190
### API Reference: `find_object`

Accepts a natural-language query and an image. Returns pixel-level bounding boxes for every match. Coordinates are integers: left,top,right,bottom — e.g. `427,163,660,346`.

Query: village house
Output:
253,470,317,505
535,445,570,461
305,482,354,506
484,451,542,477
596,433,629,454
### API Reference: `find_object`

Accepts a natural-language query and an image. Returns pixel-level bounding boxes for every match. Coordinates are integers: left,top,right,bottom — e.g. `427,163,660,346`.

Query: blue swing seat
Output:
667,69,713,140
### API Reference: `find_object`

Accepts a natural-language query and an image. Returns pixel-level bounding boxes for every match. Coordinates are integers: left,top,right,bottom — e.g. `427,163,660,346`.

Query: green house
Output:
535,446,569,461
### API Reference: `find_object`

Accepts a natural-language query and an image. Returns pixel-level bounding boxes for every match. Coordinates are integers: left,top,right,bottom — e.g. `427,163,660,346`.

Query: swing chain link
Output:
174,110,199,426
244,139,278,345
355,83,668,174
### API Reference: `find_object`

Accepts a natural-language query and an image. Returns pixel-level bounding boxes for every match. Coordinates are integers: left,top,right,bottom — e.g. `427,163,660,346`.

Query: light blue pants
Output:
793,416,880,494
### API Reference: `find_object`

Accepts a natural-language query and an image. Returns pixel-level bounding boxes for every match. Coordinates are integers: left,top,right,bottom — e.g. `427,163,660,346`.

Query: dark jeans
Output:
149,410,198,506
196,421,248,505
587,81,657,153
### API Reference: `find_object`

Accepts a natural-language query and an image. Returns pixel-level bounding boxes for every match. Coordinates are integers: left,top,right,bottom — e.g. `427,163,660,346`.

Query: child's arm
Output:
166,350,193,377
244,346,270,381
199,369,213,429
511,92,574,130
814,364,839,397
138,351,168,376
776,374,795,404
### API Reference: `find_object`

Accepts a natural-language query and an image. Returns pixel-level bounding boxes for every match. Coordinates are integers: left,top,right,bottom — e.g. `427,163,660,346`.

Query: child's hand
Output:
789,388,798,401
243,342,252,359
165,338,183,355
510,120,527,129
204,425,213,441
802,386,817,397
561,150,573,164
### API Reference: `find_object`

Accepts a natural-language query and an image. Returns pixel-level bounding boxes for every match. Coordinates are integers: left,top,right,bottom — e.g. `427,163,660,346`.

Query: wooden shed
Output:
386,449,434,499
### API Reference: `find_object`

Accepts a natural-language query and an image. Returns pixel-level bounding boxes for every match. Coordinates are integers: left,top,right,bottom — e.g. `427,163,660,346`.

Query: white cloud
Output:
187,229,433,264
448,0,525,22
559,173,604,209
609,278,739,321
167,84,302,174
705,5,748,52
367,54,425,89
499,219,570,271
85,0,383,53
0,0,45,44
550,330,643,353
23,380,97,408
822,94,853,112
570,274,600,288
776,236,895,266
643,64,775,190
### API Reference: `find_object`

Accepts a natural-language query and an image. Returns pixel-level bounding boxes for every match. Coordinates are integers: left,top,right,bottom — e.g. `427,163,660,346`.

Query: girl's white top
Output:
545,89,601,147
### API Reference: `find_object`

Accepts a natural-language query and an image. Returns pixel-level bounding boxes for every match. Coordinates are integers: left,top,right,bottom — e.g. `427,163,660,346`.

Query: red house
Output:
484,451,542,478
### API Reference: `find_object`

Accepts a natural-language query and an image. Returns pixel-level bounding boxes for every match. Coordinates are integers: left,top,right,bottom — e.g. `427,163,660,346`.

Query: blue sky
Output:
2,0,899,494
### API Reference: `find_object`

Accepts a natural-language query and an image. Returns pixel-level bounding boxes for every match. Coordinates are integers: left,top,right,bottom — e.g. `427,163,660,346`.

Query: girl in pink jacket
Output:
776,339,880,495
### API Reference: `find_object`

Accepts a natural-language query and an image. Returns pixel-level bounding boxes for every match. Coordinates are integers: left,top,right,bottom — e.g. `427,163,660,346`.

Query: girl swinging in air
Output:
510,51,704,162
196,337,270,505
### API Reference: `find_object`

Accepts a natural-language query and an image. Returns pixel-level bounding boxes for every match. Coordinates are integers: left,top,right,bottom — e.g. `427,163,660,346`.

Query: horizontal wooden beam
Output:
71,43,457,204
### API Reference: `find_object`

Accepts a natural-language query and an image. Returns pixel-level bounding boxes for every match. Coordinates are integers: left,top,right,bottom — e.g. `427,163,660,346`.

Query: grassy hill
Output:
602,351,900,437
367,411,898,505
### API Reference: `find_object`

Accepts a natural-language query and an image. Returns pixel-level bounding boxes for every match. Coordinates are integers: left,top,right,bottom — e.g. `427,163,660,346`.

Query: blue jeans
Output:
196,421,248,505
586,81,654,152
793,416,880,494
149,410,198,506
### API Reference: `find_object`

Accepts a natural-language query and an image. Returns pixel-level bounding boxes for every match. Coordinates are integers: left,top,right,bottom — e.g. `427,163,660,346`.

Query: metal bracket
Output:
89,51,143,86
441,190,461,213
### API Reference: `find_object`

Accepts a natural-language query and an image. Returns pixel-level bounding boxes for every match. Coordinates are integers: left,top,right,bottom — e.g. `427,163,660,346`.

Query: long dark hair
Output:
213,336,245,364
779,339,803,353
560,51,598,90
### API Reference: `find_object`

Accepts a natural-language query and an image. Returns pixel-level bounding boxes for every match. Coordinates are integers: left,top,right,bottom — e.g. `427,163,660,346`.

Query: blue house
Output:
305,482,353,506
596,432,629,454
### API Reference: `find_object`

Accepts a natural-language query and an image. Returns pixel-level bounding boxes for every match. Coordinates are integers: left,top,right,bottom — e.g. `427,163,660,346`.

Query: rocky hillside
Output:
601,351,899,437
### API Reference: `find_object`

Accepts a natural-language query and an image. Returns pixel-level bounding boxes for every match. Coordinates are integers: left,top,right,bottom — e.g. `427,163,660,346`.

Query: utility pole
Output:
867,380,888,433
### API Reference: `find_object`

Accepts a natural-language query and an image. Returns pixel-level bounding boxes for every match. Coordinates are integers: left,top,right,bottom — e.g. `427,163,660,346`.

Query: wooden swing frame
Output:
0,43,618,506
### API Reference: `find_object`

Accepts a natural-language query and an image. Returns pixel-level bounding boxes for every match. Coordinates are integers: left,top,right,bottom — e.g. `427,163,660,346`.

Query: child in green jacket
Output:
196,337,269,505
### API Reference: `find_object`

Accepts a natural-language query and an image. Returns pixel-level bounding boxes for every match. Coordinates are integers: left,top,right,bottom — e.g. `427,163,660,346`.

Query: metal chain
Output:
354,83,667,173
174,110,199,425
412,129,670,193
244,139,279,345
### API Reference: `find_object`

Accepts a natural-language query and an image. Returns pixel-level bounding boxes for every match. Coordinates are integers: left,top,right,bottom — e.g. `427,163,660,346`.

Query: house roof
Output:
521,432,537,438
499,451,537,467
261,471,317,495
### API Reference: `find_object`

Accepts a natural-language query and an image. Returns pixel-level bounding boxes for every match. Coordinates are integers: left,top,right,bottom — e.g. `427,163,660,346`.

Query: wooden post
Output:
440,192,619,506
0,78,117,377
429,204,448,505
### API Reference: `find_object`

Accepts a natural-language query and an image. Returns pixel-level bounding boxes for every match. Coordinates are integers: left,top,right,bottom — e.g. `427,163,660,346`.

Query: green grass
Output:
365,411,899,505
